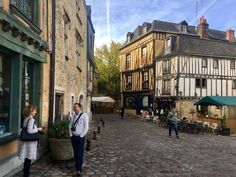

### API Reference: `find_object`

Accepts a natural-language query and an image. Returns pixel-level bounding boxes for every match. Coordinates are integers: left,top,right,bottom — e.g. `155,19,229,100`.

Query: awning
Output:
92,96,116,103
194,96,236,106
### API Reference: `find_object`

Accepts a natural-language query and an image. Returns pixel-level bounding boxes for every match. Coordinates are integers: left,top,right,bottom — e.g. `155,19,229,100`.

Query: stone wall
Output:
54,0,88,116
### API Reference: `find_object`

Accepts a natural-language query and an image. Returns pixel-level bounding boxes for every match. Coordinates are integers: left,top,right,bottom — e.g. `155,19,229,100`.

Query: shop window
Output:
125,97,135,108
0,54,11,137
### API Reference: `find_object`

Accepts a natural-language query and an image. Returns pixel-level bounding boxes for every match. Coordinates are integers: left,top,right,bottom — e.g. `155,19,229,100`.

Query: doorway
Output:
55,93,64,122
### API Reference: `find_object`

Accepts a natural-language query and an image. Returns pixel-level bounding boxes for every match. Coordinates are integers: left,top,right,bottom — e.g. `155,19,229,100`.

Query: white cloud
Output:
86,0,236,48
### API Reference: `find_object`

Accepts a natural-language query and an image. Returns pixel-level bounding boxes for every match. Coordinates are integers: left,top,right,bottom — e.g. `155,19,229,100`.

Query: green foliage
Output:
49,120,70,139
95,41,121,100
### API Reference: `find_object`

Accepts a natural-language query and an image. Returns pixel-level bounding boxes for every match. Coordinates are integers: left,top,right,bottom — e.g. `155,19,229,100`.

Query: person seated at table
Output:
167,107,180,139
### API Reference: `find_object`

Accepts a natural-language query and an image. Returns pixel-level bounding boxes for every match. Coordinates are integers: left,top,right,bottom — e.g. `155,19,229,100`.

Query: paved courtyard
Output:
10,114,236,177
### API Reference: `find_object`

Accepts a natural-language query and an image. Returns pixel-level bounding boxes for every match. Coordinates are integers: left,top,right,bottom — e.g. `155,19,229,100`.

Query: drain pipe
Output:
49,0,56,126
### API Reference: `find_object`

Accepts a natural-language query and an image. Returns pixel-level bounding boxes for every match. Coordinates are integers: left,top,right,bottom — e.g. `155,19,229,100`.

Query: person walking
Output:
18,105,43,177
167,107,180,139
69,103,89,176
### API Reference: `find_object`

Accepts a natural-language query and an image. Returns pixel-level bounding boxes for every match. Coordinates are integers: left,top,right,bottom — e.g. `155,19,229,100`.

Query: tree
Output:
95,41,121,100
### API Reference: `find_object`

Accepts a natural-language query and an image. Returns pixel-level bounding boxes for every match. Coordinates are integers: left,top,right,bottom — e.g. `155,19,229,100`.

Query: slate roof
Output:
177,35,236,58
121,20,232,49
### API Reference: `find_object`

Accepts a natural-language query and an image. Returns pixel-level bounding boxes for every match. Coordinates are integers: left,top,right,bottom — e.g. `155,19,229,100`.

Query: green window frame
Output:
10,0,40,33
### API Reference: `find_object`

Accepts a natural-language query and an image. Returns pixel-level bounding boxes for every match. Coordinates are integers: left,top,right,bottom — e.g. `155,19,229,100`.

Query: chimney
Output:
226,28,235,42
197,16,209,38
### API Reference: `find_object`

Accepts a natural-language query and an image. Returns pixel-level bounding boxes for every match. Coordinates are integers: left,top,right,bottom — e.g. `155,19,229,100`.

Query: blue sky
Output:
85,0,236,48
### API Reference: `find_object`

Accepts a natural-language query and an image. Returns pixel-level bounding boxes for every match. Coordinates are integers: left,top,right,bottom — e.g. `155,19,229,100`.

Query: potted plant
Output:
220,114,230,136
48,120,74,160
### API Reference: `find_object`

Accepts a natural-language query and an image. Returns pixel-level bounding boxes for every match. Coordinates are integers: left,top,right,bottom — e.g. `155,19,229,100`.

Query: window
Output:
181,25,187,33
71,96,74,115
143,26,147,34
230,60,235,69
202,79,207,88
90,34,93,50
162,80,171,94
76,30,83,69
213,59,218,68
165,38,171,54
141,46,147,58
163,60,171,74
233,80,236,89
55,93,64,122
79,95,83,107
126,54,131,69
127,35,131,42
126,75,132,90
76,1,82,25
21,61,33,107
196,78,207,88
143,71,148,82
10,0,40,31
196,79,201,87
142,96,149,107
202,58,207,67
127,75,132,84
64,11,70,59
0,54,11,136
141,46,147,66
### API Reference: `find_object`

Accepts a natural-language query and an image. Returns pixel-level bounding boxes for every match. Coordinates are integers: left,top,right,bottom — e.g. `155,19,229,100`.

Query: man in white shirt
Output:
69,103,89,176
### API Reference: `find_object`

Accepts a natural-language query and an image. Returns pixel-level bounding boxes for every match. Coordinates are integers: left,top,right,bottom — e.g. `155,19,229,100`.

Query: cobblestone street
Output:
11,114,236,177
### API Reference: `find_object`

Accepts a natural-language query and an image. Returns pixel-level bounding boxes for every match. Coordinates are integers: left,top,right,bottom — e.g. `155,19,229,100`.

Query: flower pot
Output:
49,138,73,160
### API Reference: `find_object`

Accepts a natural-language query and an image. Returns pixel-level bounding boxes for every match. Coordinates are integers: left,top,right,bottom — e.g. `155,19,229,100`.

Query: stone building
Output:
0,0,50,176
49,0,95,122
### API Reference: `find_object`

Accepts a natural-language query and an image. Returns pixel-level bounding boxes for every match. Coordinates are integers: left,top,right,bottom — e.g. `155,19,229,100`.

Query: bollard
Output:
86,139,91,151
102,120,105,127
97,126,100,134
93,131,97,140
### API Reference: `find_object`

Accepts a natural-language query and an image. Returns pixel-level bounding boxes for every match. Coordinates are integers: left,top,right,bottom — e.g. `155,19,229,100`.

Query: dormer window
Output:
127,32,133,42
143,26,147,34
127,35,131,42
178,20,188,33
181,25,187,33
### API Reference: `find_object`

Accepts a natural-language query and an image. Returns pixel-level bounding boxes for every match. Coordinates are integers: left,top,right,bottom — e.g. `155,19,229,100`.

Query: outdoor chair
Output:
210,123,218,135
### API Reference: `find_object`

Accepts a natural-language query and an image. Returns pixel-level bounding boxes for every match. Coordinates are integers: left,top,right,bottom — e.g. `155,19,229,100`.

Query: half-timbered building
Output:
120,17,236,117
156,17,236,116
120,23,158,115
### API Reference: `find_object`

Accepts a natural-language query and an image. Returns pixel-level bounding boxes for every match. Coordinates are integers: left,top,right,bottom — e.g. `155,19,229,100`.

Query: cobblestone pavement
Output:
11,114,236,177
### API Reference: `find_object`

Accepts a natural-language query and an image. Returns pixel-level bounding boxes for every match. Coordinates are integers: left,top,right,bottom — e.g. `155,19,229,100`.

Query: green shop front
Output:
0,8,47,176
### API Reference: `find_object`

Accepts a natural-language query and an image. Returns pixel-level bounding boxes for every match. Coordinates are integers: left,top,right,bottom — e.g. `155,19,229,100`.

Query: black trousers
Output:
71,136,85,172
23,158,31,177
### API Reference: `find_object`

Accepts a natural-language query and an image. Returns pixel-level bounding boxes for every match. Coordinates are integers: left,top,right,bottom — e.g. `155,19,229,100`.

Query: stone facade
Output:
53,0,88,120
0,0,50,176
